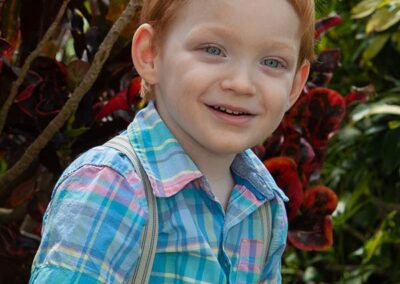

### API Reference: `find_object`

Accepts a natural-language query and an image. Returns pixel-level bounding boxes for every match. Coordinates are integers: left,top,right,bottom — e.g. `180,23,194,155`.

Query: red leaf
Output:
345,85,375,106
303,185,338,215
288,216,333,251
94,77,142,121
7,178,35,207
310,49,340,87
95,89,130,121
15,83,39,102
265,157,303,220
301,87,346,149
315,15,342,39
126,77,142,106
311,49,341,74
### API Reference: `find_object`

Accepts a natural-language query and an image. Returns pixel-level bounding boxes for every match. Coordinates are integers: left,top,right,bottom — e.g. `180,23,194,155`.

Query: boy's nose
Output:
220,67,256,96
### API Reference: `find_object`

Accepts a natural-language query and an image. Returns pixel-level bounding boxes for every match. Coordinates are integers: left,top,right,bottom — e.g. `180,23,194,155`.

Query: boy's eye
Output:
261,58,285,68
203,45,225,56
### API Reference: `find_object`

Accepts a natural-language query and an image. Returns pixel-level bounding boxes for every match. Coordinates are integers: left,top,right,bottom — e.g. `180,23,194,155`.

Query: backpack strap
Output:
259,200,272,267
103,135,158,284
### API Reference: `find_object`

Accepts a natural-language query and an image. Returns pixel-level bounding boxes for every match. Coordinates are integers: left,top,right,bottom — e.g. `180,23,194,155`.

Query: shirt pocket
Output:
237,239,264,273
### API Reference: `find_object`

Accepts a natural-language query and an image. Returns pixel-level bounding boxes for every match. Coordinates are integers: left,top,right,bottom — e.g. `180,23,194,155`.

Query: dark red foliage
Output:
288,216,333,251
15,57,69,120
0,38,12,73
310,49,341,87
94,77,142,121
315,15,343,39
345,85,376,106
0,38,12,58
255,17,348,251
297,87,346,150
265,157,304,220
303,185,338,215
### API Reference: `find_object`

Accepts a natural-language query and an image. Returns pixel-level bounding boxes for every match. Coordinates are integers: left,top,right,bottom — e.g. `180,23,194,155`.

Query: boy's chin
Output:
204,140,258,157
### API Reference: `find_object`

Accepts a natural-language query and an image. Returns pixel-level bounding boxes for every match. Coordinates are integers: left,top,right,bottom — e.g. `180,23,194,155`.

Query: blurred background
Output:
0,0,399,283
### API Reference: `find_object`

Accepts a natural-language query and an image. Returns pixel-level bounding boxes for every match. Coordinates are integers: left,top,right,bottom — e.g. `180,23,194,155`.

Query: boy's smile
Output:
136,0,310,163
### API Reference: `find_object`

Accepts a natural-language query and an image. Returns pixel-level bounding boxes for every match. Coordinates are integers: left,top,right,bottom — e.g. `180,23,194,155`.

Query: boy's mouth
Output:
208,105,252,116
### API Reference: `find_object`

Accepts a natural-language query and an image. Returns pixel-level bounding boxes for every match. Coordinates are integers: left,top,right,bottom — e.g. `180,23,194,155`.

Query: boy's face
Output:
142,0,309,158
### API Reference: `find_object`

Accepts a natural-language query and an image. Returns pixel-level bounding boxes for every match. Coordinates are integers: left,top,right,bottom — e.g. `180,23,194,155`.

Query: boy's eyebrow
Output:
188,24,298,54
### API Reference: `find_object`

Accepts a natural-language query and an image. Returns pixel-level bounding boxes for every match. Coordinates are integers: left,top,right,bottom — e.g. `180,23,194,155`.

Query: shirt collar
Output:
232,150,289,202
127,101,288,202
127,101,202,197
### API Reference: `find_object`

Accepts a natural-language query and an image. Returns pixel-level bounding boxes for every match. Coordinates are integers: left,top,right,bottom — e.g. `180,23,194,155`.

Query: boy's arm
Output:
30,161,148,284
260,197,288,283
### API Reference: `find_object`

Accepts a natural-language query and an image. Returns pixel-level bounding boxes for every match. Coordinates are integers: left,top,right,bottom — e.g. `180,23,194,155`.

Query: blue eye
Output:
262,58,284,68
203,46,224,56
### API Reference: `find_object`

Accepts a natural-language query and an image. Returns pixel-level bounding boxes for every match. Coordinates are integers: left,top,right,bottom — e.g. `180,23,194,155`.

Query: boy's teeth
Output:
213,106,246,115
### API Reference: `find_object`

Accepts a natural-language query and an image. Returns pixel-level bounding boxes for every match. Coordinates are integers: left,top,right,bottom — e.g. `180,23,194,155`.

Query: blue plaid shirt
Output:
30,102,288,283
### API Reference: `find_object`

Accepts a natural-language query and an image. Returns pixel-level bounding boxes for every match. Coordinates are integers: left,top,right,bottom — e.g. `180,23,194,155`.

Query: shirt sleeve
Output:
30,163,148,284
260,197,288,283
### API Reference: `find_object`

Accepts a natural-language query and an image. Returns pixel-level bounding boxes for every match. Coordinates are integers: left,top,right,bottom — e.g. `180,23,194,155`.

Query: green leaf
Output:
363,211,398,263
363,229,386,263
391,31,400,52
362,34,390,60
352,104,400,121
366,6,400,33
352,0,381,19
65,115,89,138
388,120,400,129
0,159,8,174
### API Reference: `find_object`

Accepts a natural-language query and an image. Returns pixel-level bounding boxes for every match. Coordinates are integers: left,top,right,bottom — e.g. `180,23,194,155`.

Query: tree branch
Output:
0,0,71,134
0,0,140,192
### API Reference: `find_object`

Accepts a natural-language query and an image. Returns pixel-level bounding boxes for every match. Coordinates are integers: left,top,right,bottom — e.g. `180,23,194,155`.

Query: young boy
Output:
30,0,314,283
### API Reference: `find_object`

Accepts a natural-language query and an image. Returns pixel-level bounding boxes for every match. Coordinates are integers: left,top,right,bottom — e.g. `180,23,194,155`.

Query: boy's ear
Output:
131,23,158,85
287,60,310,110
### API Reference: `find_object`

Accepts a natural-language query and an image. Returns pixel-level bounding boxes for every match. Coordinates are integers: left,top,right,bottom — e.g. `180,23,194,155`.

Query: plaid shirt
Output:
30,102,288,283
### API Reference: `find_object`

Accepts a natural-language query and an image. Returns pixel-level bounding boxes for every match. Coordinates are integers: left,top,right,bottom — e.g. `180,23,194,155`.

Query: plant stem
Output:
0,0,140,192
0,0,71,134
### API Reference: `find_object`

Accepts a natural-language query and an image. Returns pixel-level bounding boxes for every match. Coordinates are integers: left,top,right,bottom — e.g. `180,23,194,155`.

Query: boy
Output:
30,0,314,283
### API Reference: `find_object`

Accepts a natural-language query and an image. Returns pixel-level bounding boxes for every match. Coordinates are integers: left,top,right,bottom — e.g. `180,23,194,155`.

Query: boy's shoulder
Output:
34,132,149,284
51,131,148,209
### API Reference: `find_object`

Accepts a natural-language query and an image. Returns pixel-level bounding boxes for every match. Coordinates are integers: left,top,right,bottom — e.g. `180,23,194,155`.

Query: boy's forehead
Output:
169,0,301,47
172,0,300,31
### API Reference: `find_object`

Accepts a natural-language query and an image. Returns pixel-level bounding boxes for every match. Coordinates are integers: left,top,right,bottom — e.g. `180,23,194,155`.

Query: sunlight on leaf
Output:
352,0,381,19
362,33,390,60
366,6,400,33
352,104,400,121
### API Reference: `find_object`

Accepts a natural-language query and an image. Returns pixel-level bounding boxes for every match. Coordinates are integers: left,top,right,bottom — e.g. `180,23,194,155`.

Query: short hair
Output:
138,0,315,100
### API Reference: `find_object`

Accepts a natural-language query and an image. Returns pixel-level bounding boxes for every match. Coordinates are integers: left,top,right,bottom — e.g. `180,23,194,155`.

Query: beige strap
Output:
104,135,158,284
259,200,272,267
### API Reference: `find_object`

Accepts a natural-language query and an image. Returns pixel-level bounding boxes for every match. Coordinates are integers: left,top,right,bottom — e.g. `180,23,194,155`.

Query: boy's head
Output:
131,0,313,157
137,0,315,100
